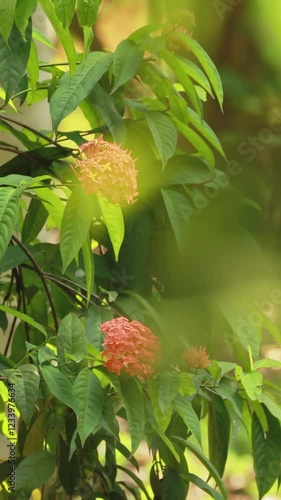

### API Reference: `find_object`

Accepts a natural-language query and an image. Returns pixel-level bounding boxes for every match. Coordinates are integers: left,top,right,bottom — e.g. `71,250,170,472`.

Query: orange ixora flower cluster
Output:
183,345,211,370
100,317,160,378
73,135,138,205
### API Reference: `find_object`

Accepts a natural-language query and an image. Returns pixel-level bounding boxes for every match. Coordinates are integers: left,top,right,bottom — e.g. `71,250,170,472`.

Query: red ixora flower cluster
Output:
100,317,160,378
73,135,138,205
183,345,210,369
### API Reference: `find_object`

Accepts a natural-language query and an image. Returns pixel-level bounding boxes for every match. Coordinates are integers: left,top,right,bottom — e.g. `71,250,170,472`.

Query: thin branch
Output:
11,235,59,331
0,115,63,149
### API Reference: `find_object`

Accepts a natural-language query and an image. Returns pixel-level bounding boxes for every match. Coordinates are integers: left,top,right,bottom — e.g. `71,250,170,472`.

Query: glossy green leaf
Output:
39,0,77,77
171,116,215,167
117,465,151,500
261,393,281,421
162,467,187,500
82,237,94,302
188,109,226,158
15,451,56,494
97,196,125,261
35,187,65,228
159,49,201,117
147,380,172,432
174,395,201,447
119,376,145,453
161,188,193,253
235,366,263,401
40,365,76,411
89,83,126,143
172,33,224,109
15,0,37,39
77,0,101,27
83,25,94,53
158,371,180,414
27,39,39,92
50,51,112,129
0,187,19,260
179,57,213,96
57,314,88,369
252,407,281,499
184,473,224,500
112,39,144,93
145,112,177,168
161,155,212,186
208,394,230,477
73,367,104,445
11,365,40,427
0,305,47,338
0,20,32,102
152,424,180,463
60,187,96,272
22,199,48,244
52,0,76,28
0,0,17,45
172,437,227,499
178,372,196,397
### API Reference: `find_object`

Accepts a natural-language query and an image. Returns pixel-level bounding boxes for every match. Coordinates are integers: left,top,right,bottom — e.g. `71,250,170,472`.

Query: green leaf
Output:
252,406,281,499
188,109,226,158
0,0,17,45
83,25,94,53
162,467,187,500
0,305,47,338
35,187,65,228
152,424,180,463
117,465,151,500
112,39,144,93
174,395,201,447
97,196,125,261
60,187,96,272
40,365,76,411
159,49,201,117
0,187,19,260
170,116,215,167
82,237,94,302
161,188,193,253
172,437,227,499
173,33,224,110
39,0,77,77
77,0,101,27
145,112,177,168
261,393,281,421
254,359,281,370
161,155,212,186
235,366,263,401
0,19,32,102
261,313,281,345
15,0,37,39
147,380,173,432
27,39,39,92
57,314,88,369
22,199,48,244
89,83,126,143
15,451,56,494
208,394,230,477
52,0,76,28
119,376,145,453
10,365,40,427
159,371,180,415
184,473,224,500
178,57,213,96
73,367,104,445
178,372,196,397
50,51,112,129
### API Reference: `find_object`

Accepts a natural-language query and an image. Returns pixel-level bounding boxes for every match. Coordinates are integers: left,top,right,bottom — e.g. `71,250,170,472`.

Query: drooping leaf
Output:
0,0,17,45
147,379,173,432
161,155,212,186
261,393,281,421
179,57,213,96
77,0,102,27
112,39,144,93
27,38,39,93
57,314,88,370
9,365,40,427
119,376,145,453
174,395,201,447
171,116,215,167
235,366,263,401
40,365,76,411
50,51,112,129
184,473,224,500
188,109,226,158
0,19,32,102
117,465,151,500
97,196,125,261
39,0,77,76
152,424,180,463
0,305,47,338
15,0,37,39
0,187,19,260
252,406,281,499
82,237,94,302
15,451,56,495
208,394,230,477
161,188,193,253
22,198,48,244
35,187,65,228
60,187,96,272
162,467,187,500
52,0,76,28
88,83,126,143
145,112,177,168
73,367,104,445
158,371,180,415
